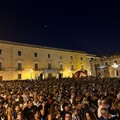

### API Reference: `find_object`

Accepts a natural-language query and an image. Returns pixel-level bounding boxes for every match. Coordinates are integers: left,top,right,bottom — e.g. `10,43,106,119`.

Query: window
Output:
71,65,74,70
59,73,63,78
71,56,73,60
18,51,21,56
34,53,38,57
94,64,100,70
0,62,2,70
105,62,108,66
18,63,22,70
60,64,63,70
117,70,119,76
59,55,62,59
0,76,2,81
0,49,2,55
97,63,100,67
81,65,84,70
48,54,50,58
34,63,38,70
18,74,21,79
48,63,51,69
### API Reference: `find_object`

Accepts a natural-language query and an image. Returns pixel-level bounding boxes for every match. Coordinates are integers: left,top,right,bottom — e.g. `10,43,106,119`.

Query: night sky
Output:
0,1,120,55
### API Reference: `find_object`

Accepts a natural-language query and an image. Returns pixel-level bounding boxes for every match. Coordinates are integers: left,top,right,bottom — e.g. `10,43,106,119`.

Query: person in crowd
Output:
72,108,80,120
76,101,85,120
16,111,24,120
12,103,21,120
48,103,60,120
32,108,43,120
97,99,109,118
7,104,13,120
23,99,37,120
0,101,7,120
64,112,72,120
52,110,61,120
61,102,71,119
83,110,98,120
98,108,109,120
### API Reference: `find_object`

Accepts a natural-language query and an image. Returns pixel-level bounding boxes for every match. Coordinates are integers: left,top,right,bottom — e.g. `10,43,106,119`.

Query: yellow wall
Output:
0,40,90,80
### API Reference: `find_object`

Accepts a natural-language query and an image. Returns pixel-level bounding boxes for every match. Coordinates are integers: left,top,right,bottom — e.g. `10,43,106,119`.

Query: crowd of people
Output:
0,77,120,120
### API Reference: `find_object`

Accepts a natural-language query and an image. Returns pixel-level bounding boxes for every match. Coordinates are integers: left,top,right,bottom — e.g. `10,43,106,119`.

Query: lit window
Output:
48,63,51,69
34,63,38,70
60,64,63,70
81,65,84,70
71,65,74,70
18,74,21,79
18,63,22,70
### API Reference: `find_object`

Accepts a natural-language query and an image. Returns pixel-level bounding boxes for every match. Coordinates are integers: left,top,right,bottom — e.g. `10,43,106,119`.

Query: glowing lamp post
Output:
111,63,118,77
30,69,33,80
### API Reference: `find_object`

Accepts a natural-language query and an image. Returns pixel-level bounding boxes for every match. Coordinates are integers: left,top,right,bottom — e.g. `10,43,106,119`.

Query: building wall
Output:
0,40,91,80
90,55,120,78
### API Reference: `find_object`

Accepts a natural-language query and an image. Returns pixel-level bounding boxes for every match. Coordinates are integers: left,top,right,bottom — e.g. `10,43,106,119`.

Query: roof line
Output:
0,40,86,53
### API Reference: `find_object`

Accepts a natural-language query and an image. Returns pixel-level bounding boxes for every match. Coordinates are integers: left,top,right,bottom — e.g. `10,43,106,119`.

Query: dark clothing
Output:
42,103,50,120
0,107,7,120
98,116,108,120
23,106,37,120
52,118,59,120
12,111,18,120
77,108,84,120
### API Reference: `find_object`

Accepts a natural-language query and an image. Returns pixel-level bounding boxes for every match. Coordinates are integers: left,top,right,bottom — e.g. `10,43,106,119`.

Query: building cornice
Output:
0,40,86,54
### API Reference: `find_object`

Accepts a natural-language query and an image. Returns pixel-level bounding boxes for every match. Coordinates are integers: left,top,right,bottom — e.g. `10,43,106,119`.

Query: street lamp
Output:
30,69,33,80
111,63,118,77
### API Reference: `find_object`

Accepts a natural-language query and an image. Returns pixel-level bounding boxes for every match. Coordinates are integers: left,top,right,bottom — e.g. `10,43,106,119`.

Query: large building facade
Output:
0,40,91,80
90,54,120,78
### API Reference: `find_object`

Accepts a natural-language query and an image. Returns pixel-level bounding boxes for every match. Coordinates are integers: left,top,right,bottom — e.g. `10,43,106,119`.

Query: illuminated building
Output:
0,40,91,80
90,54,120,78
